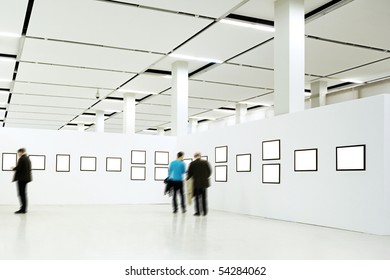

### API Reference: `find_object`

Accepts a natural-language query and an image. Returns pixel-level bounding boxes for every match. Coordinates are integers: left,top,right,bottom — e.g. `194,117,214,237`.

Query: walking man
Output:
187,152,211,216
13,148,32,214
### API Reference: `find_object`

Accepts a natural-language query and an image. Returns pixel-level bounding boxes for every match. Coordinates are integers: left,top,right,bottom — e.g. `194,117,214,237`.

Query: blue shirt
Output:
168,160,186,181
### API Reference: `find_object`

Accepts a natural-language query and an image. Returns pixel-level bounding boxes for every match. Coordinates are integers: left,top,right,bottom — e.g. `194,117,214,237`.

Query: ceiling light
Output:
0,57,16,62
220,19,275,32
190,116,216,121
117,89,157,95
212,109,236,113
239,101,271,107
0,32,21,38
169,54,223,64
340,79,364,84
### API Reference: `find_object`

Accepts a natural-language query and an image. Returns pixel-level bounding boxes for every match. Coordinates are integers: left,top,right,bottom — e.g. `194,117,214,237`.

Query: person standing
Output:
13,148,32,214
187,152,212,216
168,151,186,214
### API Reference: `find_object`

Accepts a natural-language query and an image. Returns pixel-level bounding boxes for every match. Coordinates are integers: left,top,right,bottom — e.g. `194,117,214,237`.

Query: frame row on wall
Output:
1,151,170,172
213,142,366,184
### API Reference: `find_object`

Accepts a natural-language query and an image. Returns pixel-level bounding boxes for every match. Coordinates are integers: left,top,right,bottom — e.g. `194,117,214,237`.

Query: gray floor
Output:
1,204,390,260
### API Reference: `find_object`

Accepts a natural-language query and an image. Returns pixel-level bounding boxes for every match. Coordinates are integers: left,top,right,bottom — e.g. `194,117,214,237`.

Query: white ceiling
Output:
1,0,390,133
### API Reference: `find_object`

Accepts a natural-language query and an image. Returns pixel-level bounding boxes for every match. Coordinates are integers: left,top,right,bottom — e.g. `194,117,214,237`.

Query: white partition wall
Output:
0,129,176,205
178,94,390,235
2,95,390,235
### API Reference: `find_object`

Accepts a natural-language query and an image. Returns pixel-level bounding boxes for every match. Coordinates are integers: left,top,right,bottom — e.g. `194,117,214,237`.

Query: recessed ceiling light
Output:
0,57,16,62
220,19,275,32
169,54,223,64
340,79,364,84
0,32,21,38
117,89,157,95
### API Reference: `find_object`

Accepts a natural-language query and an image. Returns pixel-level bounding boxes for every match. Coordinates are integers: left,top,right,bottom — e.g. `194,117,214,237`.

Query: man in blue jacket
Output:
168,151,186,214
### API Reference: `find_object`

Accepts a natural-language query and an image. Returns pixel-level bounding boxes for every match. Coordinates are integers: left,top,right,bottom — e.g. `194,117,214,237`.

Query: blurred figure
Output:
168,151,186,214
187,152,211,216
13,148,32,214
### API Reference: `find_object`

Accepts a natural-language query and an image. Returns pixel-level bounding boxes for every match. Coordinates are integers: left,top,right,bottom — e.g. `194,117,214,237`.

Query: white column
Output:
274,0,305,115
235,103,248,124
157,128,165,136
310,81,327,108
189,118,198,134
171,61,189,137
123,93,136,134
78,123,85,132
96,110,104,133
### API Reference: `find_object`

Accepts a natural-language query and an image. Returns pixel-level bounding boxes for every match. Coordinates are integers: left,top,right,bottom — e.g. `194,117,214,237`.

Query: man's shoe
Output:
182,209,187,213
14,210,26,214
173,209,178,214
194,213,200,216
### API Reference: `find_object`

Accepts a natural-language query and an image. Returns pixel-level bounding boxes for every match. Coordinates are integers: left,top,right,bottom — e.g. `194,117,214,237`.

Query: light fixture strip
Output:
220,18,275,32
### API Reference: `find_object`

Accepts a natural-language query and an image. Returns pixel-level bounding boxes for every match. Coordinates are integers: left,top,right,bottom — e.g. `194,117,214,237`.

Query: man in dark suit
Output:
13,148,32,214
187,152,212,216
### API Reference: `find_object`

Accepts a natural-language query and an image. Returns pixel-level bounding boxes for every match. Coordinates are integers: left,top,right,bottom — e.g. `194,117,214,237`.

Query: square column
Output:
235,103,248,124
95,110,104,133
274,0,305,115
171,61,189,137
310,81,327,108
78,123,85,132
123,93,136,134
189,118,198,134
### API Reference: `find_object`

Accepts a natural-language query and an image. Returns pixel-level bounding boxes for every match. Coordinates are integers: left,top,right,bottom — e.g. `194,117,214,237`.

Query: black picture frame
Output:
262,139,281,161
336,144,366,171
262,163,281,184
106,157,122,172
80,156,97,171
215,165,228,182
2,153,17,171
56,154,70,172
215,146,228,163
29,155,46,171
236,153,252,172
294,148,318,172
155,151,169,165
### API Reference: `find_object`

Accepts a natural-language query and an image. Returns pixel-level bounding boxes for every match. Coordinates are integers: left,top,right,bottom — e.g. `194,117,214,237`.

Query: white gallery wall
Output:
1,95,390,235
0,128,176,205
179,94,390,235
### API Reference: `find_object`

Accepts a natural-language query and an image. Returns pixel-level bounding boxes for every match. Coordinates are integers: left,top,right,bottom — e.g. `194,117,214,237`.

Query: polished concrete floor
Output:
1,204,390,260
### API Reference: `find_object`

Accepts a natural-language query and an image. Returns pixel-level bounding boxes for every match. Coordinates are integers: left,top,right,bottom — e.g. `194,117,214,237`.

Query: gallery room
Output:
1,0,390,264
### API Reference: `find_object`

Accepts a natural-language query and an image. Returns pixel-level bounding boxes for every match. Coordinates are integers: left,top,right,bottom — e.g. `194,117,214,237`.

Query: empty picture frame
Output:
131,166,146,180
155,151,169,165
56,154,70,172
80,156,97,171
29,155,46,170
262,139,281,160
106,157,122,172
215,146,228,163
294,149,318,172
336,144,366,171
131,150,146,165
154,167,168,181
215,165,228,182
262,164,281,184
236,154,251,172
2,153,17,171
